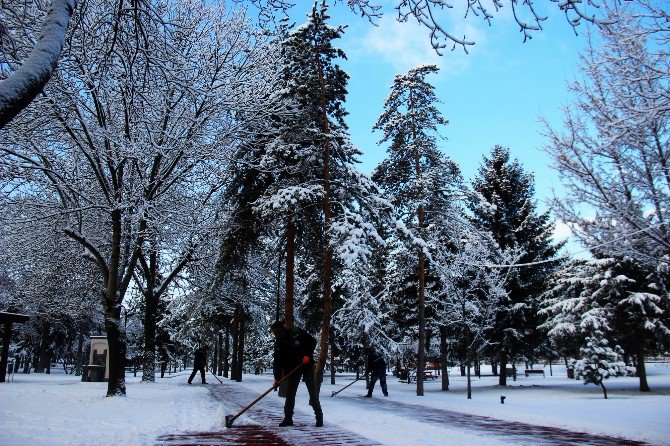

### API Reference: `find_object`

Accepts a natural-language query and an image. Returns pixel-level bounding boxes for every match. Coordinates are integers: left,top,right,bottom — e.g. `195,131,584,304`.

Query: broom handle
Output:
228,362,304,424
332,376,363,396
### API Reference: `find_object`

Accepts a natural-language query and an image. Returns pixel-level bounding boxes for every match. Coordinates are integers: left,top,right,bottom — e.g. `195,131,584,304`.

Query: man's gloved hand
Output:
302,356,310,365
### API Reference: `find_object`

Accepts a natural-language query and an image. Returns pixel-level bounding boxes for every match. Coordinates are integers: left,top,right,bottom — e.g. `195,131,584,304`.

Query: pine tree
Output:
541,257,667,391
373,64,451,396
574,329,629,399
469,146,561,385
254,1,389,388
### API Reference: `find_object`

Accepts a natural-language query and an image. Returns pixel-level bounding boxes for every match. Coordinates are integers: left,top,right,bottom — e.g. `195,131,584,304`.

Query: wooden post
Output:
0,313,30,383
1,323,12,383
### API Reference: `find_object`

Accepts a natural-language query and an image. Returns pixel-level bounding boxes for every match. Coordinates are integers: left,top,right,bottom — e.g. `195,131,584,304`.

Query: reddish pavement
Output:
156,382,380,446
155,380,653,446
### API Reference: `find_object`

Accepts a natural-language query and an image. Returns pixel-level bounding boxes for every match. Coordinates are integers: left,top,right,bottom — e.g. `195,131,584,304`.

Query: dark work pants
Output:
188,365,206,383
368,368,388,395
284,363,323,421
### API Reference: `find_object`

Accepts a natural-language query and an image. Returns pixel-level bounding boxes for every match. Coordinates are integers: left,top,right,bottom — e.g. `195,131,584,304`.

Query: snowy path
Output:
155,378,653,446
338,393,651,446
155,381,381,446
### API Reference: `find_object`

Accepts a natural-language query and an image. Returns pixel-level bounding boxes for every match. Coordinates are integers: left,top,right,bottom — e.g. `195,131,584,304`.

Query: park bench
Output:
81,364,105,381
410,370,436,381
524,369,545,377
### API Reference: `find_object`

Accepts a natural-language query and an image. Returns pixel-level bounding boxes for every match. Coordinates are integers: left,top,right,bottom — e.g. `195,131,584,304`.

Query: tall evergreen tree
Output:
469,146,561,385
373,64,449,396
255,1,388,388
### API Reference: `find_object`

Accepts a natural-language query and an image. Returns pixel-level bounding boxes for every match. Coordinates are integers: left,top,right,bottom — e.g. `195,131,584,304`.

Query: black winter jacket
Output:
273,327,317,380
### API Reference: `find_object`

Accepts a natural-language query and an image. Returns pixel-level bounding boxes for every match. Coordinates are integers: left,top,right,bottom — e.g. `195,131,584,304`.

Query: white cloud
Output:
352,15,478,77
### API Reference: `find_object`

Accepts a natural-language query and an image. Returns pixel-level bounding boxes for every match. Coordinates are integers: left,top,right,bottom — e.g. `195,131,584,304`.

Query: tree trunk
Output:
217,331,223,377
104,302,127,396
417,246,426,396
636,340,651,392
466,361,472,400
213,335,219,376
330,329,336,385
285,216,296,328
314,35,333,392
0,323,11,382
223,321,230,378
75,329,84,376
37,323,51,374
440,326,449,391
499,352,508,386
491,360,498,376
231,312,239,381
411,84,426,397
600,381,608,399
237,310,245,382
142,292,157,382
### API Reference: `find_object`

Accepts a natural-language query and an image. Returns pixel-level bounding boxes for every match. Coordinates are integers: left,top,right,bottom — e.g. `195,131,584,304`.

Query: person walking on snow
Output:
364,347,388,397
271,320,323,427
187,346,210,384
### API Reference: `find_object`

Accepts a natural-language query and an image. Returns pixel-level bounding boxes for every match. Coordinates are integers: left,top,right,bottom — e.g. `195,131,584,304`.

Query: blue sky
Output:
285,2,596,250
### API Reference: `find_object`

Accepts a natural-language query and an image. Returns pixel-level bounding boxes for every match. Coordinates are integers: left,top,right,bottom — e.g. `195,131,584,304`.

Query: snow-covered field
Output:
1,363,669,446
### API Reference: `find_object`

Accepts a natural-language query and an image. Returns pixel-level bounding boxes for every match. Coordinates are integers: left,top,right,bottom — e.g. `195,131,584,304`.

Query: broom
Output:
225,360,306,428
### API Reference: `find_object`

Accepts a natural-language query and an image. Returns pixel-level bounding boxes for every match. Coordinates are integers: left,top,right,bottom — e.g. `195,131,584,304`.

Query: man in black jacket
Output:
188,346,209,384
271,320,323,427
364,347,388,397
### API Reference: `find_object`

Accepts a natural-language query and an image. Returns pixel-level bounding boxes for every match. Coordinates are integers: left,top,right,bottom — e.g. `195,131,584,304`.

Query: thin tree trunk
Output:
499,352,508,386
330,329,336,385
237,310,245,382
440,326,449,391
231,313,239,381
213,335,219,376
75,330,84,376
37,323,51,373
410,86,426,397
600,381,608,399
314,33,332,392
217,331,223,377
466,361,472,399
223,321,230,378
285,216,296,328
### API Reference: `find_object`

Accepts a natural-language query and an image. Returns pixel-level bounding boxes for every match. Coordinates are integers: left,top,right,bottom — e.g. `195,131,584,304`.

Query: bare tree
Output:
542,2,670,271
1,0,285,396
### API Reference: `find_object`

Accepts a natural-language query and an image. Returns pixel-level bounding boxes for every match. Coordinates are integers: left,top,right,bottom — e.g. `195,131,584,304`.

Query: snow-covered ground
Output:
1,363,669,446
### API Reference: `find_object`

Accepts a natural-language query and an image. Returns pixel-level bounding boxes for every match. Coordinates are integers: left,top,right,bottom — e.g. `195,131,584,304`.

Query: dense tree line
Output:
0,0,668,402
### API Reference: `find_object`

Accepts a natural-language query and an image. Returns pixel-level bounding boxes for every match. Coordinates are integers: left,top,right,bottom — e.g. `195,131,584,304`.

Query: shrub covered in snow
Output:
574,330,633,399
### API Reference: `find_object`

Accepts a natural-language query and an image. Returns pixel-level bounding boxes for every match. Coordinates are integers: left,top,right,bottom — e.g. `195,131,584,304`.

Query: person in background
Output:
271,320,323,427
187,345,210,384
364,347,388,397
